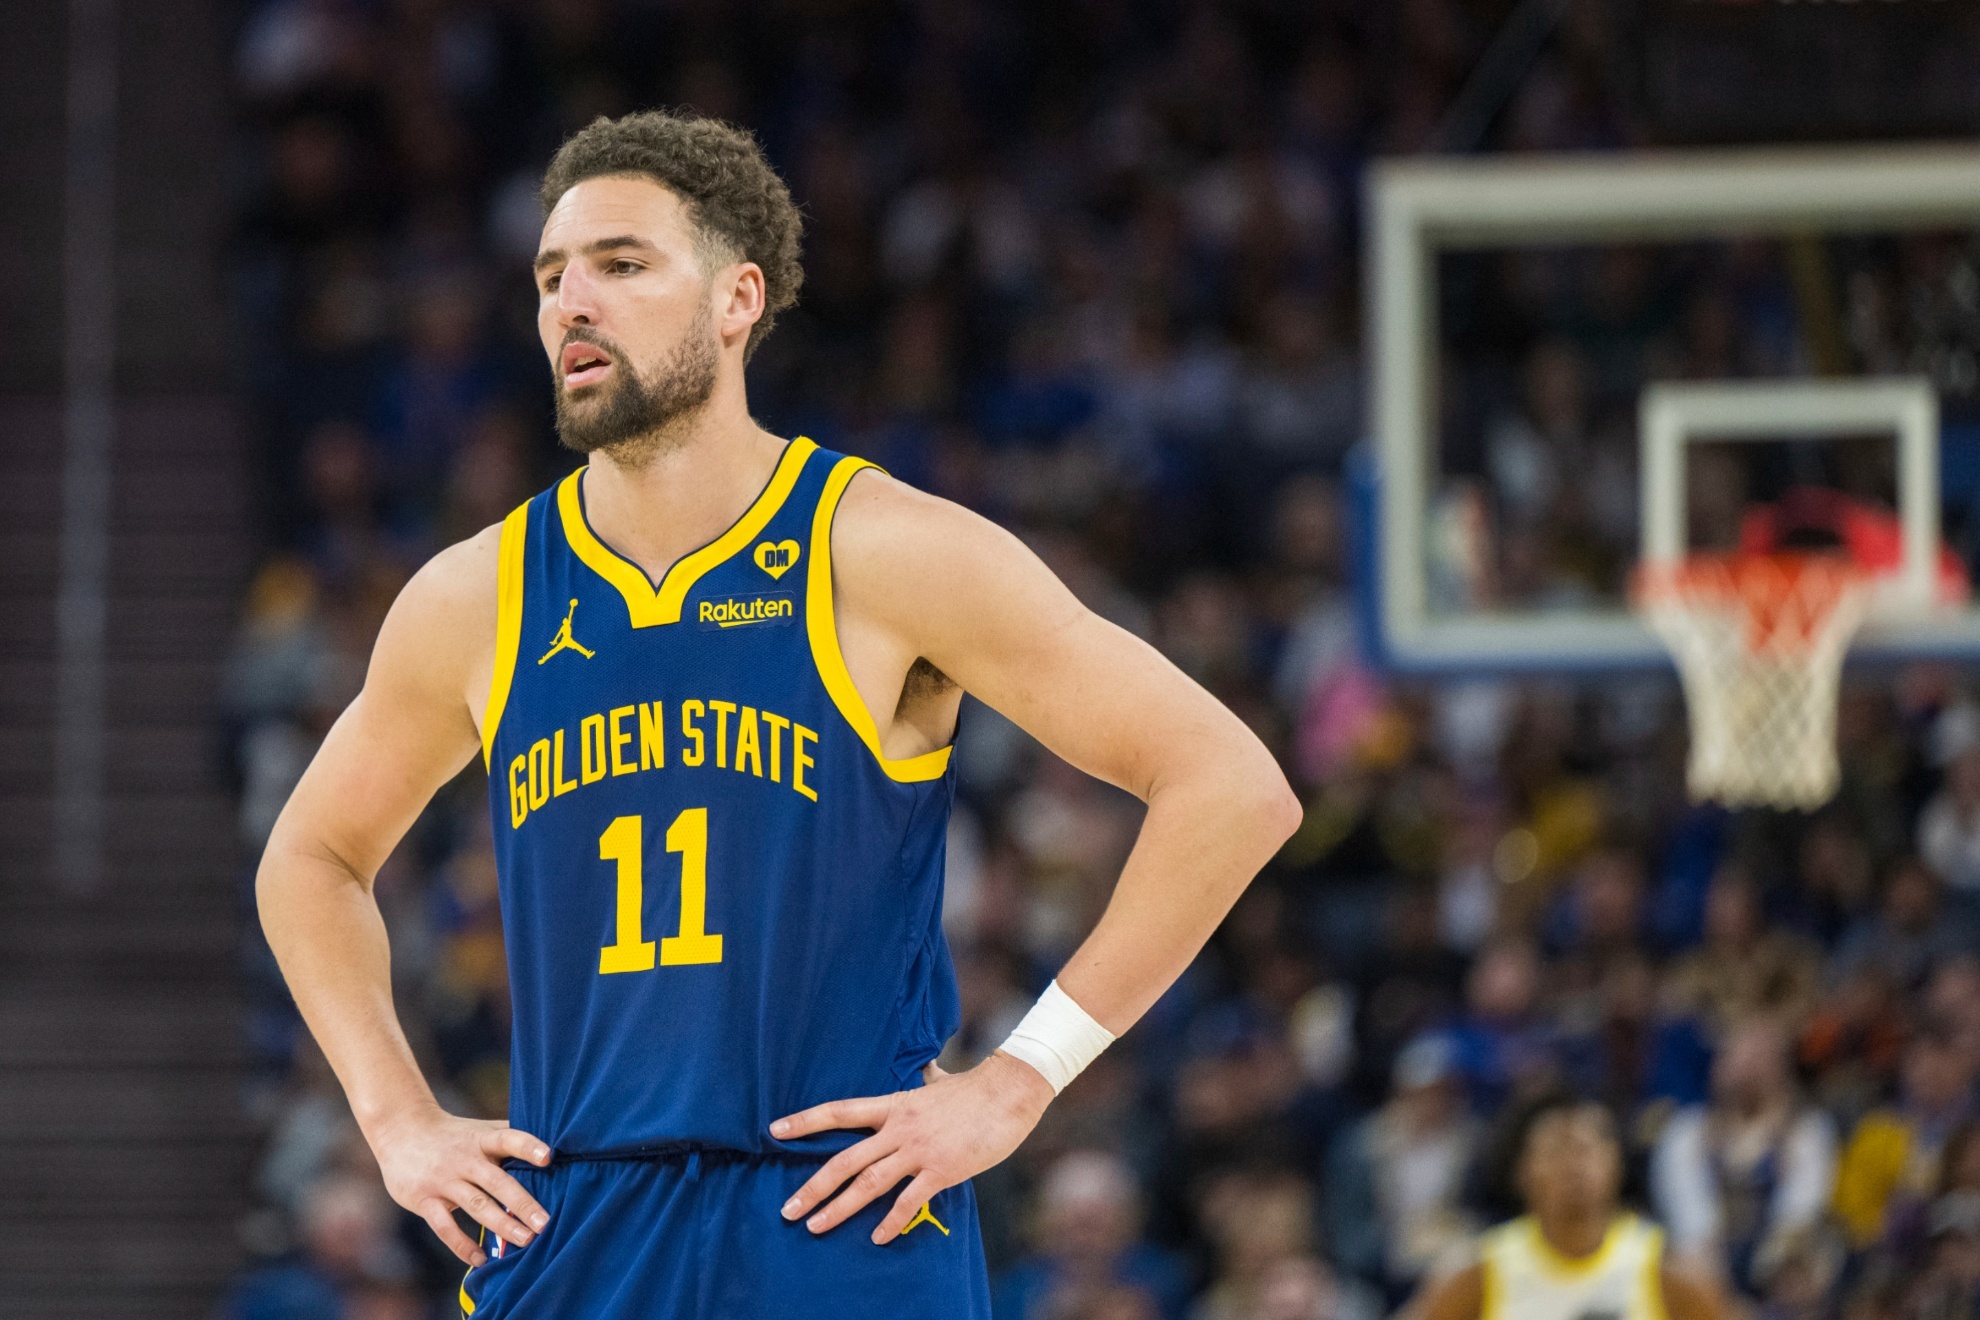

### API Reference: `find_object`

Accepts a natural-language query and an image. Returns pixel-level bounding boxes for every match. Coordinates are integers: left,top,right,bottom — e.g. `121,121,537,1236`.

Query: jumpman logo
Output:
538,598,596,665
899,1202,949,1238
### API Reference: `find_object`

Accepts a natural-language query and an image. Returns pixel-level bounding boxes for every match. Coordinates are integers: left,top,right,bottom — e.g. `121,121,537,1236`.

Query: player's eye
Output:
541,273,561,293
609,259,641,276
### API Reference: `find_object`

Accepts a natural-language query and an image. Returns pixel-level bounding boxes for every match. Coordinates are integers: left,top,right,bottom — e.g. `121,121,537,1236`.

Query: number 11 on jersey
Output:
597,808,724,974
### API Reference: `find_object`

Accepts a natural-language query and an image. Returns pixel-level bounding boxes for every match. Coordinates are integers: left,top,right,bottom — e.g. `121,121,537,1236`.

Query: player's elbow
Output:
254,813,368,929
1252,757,1304,849
1216,738,1302,851
253,828,311,933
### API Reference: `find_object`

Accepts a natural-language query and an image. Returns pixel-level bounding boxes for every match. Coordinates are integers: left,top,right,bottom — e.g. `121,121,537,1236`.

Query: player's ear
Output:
717,263,765,349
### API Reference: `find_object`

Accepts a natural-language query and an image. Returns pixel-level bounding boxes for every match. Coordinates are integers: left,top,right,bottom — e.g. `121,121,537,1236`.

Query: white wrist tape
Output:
997,980,1115,1095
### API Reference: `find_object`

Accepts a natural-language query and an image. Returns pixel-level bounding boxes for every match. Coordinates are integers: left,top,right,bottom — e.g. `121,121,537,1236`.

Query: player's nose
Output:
553,265,602,328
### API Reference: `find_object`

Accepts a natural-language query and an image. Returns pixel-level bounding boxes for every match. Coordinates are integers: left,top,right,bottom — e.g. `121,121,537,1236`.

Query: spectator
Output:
994,1150,1189,1320
1753,1227,1845,1320
1445,937,1561,1115
1882,1120,1980,1270
1832,856,1972,993
1323,1033,1481,1301
1904,1192,1980,1320
1651,1017,1839,1294
1921,726,1980,901
1801,963,1910,1124
1836,1032,1980,1249
1190,1169,1380,1320
1665,866,1823,1038
223,1174,413,1320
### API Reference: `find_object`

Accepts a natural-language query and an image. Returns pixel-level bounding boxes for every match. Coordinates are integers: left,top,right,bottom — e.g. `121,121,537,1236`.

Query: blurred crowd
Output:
217,1,1980,1318
1433,233,1980,616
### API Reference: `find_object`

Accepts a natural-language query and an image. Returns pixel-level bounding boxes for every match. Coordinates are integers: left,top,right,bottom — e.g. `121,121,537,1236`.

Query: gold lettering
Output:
708,700,736,769
580,714,607,784
735,707,763,777
640,701,665,769
508,755,530,828
527,738,552,810
793,723,818,802
553,728,578,796
609,705,638,777
761,711,789,782
681,700,705,766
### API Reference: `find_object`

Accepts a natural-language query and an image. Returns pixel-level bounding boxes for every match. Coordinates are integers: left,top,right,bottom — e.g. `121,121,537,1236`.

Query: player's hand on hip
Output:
369,1105,554,1266
770,1051,1055,1244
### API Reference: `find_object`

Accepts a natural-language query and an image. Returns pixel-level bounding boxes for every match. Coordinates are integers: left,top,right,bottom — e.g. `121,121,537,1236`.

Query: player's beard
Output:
554,300,719,462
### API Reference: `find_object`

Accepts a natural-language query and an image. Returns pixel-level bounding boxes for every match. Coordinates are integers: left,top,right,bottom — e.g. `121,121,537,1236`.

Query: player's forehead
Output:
1528,1104,1615,1151
537,175,695,263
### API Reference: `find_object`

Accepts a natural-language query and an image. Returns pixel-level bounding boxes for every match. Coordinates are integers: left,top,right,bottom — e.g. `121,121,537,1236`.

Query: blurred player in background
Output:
1413,1095,1725,1320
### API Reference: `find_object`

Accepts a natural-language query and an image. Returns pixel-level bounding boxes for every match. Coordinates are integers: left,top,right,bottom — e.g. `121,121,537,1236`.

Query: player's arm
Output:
1660,1263,1729,1320
1402,1263,1484,1320
254,528,551,1267
774,474,1301,1240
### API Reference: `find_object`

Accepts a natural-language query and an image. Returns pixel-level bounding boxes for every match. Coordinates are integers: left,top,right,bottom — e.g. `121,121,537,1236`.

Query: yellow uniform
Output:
1479,1214,1667,1320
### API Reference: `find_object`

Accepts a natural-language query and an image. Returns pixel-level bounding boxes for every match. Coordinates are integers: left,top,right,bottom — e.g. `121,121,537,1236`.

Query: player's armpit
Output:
1660,1263,1729,1320
829,469,1243,800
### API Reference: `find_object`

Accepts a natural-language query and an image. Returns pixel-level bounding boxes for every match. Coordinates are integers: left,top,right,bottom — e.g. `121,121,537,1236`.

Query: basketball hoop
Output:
1636,552,1872,811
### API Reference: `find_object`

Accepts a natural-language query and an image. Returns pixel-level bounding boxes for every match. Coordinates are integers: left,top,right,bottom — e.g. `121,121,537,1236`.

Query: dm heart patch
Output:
753,539,801,580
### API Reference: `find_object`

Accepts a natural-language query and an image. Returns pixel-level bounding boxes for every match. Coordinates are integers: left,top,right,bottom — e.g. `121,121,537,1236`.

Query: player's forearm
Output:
1054,743,1299,1034
256,839,440,1136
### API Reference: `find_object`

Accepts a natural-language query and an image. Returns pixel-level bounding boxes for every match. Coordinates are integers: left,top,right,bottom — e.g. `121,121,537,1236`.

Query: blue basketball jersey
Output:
479,437,960,1158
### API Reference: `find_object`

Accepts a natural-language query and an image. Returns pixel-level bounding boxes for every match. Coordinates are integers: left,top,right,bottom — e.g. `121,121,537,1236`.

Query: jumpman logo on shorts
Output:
538,598,596,664
899,1202,949,1237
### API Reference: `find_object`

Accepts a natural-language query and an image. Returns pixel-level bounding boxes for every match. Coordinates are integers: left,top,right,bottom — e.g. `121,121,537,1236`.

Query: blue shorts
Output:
457,1151,990,1319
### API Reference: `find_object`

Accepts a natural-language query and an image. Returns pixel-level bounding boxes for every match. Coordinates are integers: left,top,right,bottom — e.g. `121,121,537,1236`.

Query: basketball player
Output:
1413,1096,1724,1320
255,110,1300,1317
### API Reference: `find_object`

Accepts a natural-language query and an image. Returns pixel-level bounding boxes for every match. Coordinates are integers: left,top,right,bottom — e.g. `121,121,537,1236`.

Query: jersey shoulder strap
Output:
481,499,533,767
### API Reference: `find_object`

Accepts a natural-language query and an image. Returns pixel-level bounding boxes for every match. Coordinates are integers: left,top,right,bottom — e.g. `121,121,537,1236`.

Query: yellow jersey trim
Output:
806,457,953,784
1479,1251,1502,1320
481,502,531,769
557,436,818,628
1642,1223,1669,1320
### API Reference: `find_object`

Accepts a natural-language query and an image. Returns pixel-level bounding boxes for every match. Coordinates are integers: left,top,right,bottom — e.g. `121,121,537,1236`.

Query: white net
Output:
1638,555,1873,811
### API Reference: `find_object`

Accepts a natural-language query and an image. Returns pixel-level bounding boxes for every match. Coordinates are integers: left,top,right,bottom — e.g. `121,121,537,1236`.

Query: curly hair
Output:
540,110,803,360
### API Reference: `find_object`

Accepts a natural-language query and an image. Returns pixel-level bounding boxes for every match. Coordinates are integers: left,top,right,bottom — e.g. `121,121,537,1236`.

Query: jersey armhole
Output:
1478,1253,1501,1320
805,457,952,783
480,502,530,769
1643,1225,1671,1320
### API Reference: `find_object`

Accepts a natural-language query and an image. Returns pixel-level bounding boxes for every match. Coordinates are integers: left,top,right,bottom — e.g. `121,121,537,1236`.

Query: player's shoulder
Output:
1657,1259,1726,1320
404,520,506,617
1412,1260,1486,1320
827,464,1023,583
833,464,981,542
370,519,510,679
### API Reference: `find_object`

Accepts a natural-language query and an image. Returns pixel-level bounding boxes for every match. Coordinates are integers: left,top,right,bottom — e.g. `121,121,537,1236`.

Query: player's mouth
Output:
561,341,616,390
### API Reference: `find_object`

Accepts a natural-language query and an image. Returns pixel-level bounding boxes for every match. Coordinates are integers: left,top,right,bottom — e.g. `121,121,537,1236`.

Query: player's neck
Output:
1533,1206,1614,1261
578,396,788,583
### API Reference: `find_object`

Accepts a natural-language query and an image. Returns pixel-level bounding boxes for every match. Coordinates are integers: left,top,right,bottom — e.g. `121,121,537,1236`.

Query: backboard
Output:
1365,144,1980,671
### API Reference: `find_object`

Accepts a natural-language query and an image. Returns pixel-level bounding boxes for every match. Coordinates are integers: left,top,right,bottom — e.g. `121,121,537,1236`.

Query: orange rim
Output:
1635,552,1869,655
